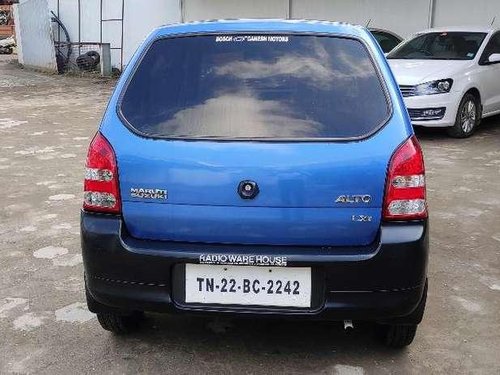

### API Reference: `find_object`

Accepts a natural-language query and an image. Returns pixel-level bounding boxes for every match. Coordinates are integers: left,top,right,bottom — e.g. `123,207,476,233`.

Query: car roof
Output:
152,18,370,39
416,26,498,34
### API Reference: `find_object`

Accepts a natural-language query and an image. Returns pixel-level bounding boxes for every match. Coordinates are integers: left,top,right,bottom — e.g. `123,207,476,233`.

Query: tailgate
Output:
117,140,388,246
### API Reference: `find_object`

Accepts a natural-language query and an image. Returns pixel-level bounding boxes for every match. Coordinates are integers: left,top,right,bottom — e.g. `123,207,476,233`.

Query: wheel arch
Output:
456,87,482,119
465,87,481,104
463,87,482,114
447,87,482,138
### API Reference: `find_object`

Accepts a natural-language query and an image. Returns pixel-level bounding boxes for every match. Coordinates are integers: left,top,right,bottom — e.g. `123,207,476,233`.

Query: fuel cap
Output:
238,180,259,199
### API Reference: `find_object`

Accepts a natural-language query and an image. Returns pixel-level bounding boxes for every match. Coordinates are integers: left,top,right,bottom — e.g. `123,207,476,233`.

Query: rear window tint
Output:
119,34,390,140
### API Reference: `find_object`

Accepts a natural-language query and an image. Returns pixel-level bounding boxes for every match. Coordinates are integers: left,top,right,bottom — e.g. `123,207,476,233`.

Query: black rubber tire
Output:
96,311,144,335
85,50,100,65
376,281,427,348
382,324,418,348
447,92,481,138
76,54,93,71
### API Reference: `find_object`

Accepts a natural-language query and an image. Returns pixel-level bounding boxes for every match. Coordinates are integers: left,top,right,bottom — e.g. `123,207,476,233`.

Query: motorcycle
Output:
0,36,15,55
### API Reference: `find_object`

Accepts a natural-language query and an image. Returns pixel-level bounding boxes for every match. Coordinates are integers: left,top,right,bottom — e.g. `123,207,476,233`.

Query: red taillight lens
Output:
383,135,427,220
83,132,121,214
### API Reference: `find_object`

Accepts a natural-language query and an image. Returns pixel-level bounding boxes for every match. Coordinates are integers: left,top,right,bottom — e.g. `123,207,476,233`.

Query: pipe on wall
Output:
427,0,435,28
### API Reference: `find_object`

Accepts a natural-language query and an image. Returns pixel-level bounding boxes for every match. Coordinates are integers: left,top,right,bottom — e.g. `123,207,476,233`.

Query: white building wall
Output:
45,0,181,69
80,0,101,42
182,0,500,38
17,0,500,72
14,0,58,72
12,4,24,64
291,0,432,38
433,0,500,28
101,0,123,68
183,0,288,21
57,0,78,43
123,0,181,68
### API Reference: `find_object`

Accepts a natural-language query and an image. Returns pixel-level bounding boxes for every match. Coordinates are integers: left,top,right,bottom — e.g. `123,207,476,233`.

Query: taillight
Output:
383,135,427,220
83,132,121,214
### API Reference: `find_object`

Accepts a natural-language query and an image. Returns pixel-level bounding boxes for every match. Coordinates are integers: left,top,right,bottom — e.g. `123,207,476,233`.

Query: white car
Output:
387,27,500,137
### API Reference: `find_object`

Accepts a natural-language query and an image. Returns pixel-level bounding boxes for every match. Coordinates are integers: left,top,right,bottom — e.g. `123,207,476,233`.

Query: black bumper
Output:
82,211,428,322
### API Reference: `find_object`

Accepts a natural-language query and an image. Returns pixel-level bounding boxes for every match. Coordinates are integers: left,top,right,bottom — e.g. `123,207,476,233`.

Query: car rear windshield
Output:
119,34,390,140
387,32,487,60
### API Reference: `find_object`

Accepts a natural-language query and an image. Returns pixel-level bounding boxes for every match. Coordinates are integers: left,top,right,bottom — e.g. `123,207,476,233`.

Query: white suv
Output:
387,27,500,138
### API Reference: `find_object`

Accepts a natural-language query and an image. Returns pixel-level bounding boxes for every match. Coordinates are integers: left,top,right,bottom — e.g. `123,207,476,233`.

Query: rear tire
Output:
376,280,427,348
85,279,144,334
380,324,418,348
447,93,480,138
96,311,144,334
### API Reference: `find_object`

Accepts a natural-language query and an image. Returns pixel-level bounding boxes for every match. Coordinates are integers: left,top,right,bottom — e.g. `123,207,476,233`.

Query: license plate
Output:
185,264,311,308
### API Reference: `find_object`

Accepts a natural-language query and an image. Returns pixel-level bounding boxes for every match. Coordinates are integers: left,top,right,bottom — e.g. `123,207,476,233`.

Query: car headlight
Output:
414,79,453,96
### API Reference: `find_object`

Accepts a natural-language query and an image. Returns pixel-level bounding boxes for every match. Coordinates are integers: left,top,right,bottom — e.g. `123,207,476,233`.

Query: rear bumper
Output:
82,212,428,322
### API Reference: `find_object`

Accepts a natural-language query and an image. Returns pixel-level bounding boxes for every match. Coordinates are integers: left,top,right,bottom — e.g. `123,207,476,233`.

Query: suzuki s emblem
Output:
335,195,372,204
238,180,259,199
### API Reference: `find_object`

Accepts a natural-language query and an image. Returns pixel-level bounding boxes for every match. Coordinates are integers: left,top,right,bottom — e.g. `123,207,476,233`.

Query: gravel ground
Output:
0,55,499,374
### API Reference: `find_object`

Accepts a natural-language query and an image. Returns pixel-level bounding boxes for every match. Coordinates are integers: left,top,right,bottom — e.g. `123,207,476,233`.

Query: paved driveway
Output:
1,55,499,374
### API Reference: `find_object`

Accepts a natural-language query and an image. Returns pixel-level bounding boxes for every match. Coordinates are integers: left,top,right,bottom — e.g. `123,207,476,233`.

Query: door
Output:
478,32,500,115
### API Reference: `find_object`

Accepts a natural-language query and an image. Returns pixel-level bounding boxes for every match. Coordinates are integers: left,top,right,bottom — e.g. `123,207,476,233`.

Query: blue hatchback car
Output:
82,19,428,348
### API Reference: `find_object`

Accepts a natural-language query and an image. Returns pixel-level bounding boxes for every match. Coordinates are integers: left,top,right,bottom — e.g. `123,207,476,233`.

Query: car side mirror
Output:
487,53,500,64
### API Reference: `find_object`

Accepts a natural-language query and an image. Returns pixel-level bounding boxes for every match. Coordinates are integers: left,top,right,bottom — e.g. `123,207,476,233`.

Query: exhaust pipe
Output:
343,320,354,331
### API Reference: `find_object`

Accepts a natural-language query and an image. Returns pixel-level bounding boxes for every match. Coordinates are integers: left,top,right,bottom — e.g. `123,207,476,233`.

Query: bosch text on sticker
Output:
215,35,289,43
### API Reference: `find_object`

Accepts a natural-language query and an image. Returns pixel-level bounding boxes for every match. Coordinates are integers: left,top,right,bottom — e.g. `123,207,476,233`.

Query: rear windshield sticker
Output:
215,35,289,43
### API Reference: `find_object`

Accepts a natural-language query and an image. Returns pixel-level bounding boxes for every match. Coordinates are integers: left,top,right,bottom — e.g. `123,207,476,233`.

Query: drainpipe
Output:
180,0,185,23
427,0,435,28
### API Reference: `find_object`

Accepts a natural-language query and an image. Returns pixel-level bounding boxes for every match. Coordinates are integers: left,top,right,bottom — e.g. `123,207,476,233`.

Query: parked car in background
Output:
387,27,500,138
370,28,403,53
82,19,429,348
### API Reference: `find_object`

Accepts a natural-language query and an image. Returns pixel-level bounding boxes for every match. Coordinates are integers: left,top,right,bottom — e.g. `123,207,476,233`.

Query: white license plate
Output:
185,264,311,308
